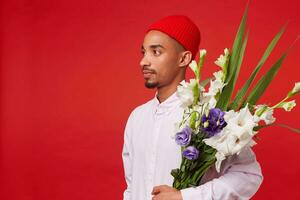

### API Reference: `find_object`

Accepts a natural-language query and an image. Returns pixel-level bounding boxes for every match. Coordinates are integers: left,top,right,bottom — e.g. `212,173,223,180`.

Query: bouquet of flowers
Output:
171,5,300,190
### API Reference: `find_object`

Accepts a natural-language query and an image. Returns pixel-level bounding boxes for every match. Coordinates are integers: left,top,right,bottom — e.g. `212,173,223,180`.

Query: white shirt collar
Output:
152,91,181,115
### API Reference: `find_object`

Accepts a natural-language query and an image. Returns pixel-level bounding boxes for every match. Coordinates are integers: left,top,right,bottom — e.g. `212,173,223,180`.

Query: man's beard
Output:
145,81,159,88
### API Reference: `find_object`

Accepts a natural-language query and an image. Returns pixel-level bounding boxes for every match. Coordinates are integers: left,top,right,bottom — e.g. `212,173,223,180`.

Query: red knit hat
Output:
146,15,201,60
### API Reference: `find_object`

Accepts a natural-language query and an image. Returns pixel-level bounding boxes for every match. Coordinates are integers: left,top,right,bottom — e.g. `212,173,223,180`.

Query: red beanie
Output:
146,15,201,60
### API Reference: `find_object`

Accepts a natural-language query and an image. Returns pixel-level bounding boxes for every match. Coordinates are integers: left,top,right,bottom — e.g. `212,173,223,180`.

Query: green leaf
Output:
230,25,286,110
254,123,300,133
202,153,216,162
216,5,248,110
275,124,300,133
189,111,197,129
244,50,289,106
227,6,248,83
171,169,180,178
204,147,215,154
193,83,200,105
191,159,216,184
217,30,249,110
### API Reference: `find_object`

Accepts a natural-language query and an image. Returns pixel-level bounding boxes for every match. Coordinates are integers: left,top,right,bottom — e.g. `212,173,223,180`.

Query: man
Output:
122,15,263,200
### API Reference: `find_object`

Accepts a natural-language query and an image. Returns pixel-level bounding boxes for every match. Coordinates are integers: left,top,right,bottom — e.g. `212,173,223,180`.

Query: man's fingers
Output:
151,185,169,195
151,186,160,195
152,194,159,200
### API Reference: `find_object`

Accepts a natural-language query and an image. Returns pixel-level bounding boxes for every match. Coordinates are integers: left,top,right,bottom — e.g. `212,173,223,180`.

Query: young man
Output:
122,15,263,200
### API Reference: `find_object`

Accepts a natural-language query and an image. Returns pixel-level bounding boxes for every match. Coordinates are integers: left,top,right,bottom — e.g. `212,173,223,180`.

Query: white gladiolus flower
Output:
215,152,226,172
214,48,230,69
176,79,200,108
224,110,237,120
200,94,217,109
188,60,198,74
213,70,225,82
207,96,217,109
203,106,257,172
200,71,226,109
260,109,275,124
291,82,300,94
207,79,224,96
200,49,207,58
208,71,226,95
254,105,276,125
282,100,296,111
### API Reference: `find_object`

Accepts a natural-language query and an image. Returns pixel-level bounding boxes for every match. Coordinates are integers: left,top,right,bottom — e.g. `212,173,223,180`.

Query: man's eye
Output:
153,50,161,55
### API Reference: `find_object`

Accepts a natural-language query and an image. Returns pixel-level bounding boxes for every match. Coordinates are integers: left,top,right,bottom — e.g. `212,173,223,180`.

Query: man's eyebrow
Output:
141,44,165,51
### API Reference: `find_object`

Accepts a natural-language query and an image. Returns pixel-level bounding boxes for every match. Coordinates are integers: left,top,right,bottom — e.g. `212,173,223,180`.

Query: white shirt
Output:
122,91,263,200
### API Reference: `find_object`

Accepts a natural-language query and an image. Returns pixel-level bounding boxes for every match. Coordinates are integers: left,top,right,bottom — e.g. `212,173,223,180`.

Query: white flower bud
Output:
200,49,207,58
281,100,296,111
291,82,300,95
214,48,229,69
188,60,198,73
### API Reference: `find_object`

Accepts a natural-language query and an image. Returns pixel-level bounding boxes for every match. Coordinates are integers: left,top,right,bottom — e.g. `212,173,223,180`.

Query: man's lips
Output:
142,70,155,78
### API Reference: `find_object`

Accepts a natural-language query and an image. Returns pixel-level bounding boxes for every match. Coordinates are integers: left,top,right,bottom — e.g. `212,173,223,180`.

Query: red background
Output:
1,0,300,199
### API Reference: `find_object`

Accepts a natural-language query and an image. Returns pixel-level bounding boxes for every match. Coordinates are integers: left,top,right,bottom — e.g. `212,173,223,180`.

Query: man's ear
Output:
178,51,192,68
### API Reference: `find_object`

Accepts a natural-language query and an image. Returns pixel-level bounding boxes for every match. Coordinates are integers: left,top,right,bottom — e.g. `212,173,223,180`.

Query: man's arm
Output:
180,147,263,200
122,111,135,200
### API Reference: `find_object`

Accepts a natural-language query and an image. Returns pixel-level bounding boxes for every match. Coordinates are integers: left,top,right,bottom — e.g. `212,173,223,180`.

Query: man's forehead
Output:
143,31,170,45
141,44,165,50
142,30,183,50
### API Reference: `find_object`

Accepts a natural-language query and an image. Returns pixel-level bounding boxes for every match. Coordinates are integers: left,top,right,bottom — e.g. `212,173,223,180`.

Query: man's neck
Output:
156,84,180,103
156,73,186,103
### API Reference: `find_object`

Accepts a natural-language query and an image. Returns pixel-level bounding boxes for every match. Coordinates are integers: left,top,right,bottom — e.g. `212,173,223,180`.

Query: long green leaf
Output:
217,31,248,110
227,31,249,110
254,123,300,133
243,49,289,106
230,25,286,110
216,5,248,110
227,6,248,83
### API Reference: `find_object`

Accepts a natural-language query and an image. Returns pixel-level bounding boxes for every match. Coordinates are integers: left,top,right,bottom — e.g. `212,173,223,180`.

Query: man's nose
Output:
139,55,150,69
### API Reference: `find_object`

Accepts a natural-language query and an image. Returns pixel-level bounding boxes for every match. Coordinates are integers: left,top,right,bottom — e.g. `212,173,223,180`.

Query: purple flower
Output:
182,146,199,160
175,126,192,146
201,108,227,137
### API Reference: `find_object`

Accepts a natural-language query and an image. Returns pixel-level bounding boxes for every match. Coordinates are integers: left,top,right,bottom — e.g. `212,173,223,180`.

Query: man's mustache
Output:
142,67,156,73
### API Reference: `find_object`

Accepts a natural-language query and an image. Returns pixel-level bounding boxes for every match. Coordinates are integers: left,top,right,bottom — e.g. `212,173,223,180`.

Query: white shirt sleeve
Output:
122,111,135,200
180,147,263,200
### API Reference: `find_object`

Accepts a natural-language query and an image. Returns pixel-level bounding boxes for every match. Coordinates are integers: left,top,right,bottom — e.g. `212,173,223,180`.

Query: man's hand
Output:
151,185,183,200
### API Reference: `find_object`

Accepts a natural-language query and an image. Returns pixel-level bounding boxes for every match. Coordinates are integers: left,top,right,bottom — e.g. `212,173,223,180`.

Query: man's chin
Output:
145,81,159,89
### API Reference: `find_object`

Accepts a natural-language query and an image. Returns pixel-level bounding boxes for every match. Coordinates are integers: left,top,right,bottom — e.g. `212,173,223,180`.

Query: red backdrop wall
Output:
1,0,300,199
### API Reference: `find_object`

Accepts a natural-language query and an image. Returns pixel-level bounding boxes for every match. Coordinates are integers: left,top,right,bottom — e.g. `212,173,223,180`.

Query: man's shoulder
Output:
124,98,154,127
129,98,154,117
